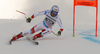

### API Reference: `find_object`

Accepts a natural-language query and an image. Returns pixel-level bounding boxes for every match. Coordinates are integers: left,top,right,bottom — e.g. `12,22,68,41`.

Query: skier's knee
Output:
31,27,35,34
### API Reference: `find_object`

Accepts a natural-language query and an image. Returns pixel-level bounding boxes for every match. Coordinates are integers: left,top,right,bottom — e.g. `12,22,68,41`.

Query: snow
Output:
0,0,100,54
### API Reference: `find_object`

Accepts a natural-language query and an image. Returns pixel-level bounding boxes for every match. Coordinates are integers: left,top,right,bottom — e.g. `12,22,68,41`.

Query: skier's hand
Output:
57,30,62,36
26,17,32,23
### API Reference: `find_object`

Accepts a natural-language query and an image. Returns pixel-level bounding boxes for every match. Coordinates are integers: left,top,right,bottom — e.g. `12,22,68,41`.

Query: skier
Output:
9,5,64,44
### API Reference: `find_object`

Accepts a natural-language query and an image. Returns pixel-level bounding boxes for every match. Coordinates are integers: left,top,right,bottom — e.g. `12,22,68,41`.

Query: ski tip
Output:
9,41,12,45
35,42,39,45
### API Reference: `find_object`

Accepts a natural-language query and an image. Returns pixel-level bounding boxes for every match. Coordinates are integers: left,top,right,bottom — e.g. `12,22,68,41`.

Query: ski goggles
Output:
51,10,58,15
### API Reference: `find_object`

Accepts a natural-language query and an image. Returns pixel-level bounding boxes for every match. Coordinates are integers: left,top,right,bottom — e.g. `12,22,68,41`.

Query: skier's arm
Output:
26,10,49,23
57,17,64,36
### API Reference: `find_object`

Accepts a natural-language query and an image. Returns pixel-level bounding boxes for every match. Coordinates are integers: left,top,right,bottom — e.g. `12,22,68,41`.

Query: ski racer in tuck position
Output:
10,5,64,44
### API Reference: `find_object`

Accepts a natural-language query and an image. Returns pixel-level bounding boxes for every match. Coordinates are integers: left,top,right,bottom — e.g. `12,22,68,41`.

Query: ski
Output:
9,37,39,45
9,39,14,45
9,40,12,45
27,36,39,45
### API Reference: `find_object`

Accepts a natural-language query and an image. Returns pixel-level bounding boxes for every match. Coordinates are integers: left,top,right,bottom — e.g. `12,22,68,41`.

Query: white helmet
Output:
51,5,59,17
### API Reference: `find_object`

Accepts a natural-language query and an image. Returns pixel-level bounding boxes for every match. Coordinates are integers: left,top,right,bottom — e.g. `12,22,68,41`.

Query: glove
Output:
57,30,62,36
26,17,33,23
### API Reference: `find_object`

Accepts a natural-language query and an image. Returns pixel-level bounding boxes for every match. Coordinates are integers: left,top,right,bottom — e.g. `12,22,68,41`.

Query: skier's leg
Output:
10,32,24,42
10,21,46,43
33,28,52,40
31,21,44,34
10,30,32,41
10,21,44,41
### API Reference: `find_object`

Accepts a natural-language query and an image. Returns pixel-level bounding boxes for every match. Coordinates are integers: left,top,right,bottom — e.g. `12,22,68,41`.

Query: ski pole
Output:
51,31,59,36
16,10,27,19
